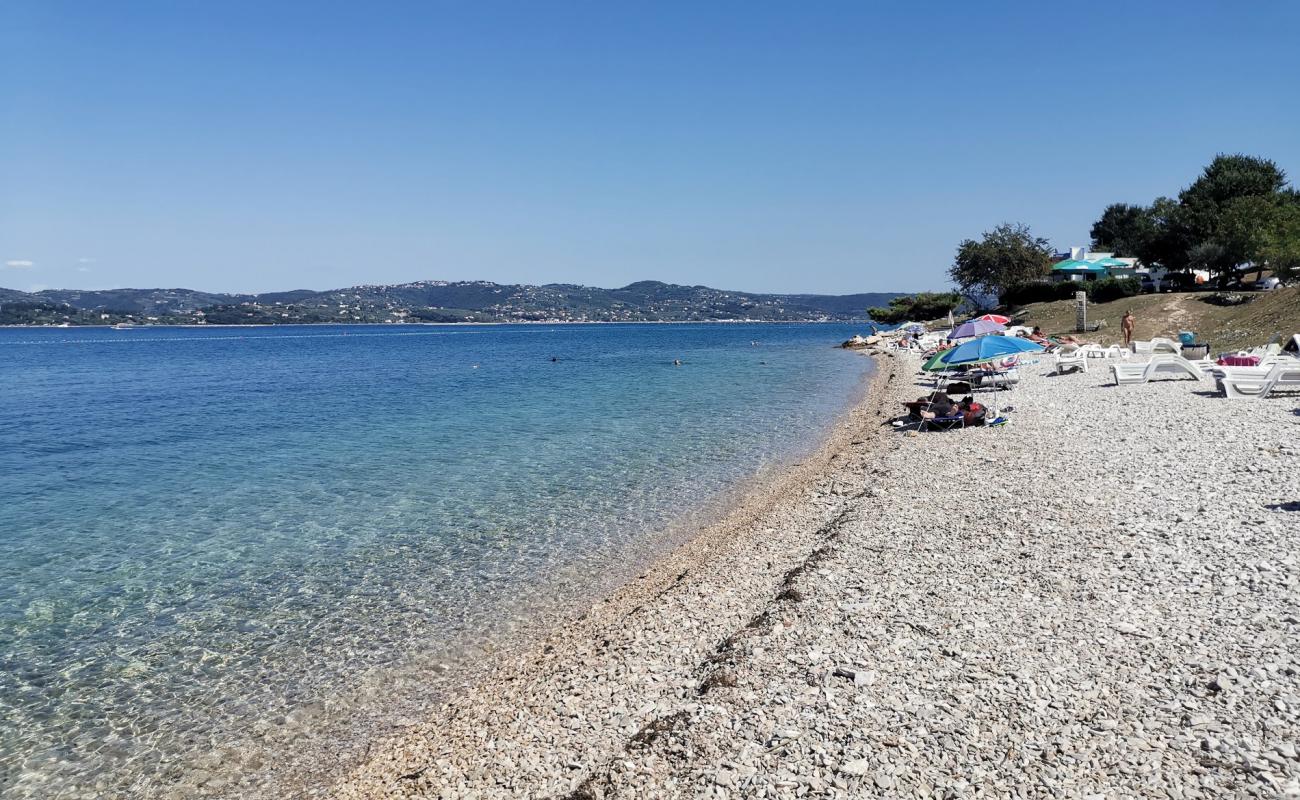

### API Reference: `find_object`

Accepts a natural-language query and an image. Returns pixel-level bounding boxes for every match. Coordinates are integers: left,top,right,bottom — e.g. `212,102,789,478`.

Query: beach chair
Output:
1053,347,1087,374
1079,344,1130,359
919,412,965,432
1131,339,1179,356
1111,355,1207,385
971,367,1020,389
1215,360,1300,398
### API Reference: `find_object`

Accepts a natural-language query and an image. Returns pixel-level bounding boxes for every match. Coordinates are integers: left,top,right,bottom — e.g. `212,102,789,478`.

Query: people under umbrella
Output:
900,392,989,430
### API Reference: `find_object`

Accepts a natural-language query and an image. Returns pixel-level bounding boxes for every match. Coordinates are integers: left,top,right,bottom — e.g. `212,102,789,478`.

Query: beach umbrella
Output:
1089,257,1128,269
1051,258,1105,272
977,313,1010,325
921,347,958,372
938,335,1044,421
949,318,1005,339
938,335,1043,367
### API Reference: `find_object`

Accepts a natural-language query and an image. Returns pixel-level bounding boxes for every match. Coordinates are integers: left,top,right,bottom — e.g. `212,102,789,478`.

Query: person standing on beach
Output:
1121,310,1135,346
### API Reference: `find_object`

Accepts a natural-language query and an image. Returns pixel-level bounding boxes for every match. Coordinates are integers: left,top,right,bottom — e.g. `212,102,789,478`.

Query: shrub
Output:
866,291,962,323
1000,281,1079,306
1089,277,1142,303
1000,277,1141,306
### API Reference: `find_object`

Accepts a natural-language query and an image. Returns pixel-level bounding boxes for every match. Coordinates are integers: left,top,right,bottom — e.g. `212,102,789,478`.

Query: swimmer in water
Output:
673,359,682,366
550,357,559,362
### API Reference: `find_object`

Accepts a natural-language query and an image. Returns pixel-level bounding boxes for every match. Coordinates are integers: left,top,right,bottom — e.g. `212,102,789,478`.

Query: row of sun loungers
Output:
1054,344,1132,374
1107,348,1300,398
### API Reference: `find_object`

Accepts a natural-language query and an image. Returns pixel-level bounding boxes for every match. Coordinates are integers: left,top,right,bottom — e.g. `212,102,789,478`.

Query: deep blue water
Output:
0,322,871,796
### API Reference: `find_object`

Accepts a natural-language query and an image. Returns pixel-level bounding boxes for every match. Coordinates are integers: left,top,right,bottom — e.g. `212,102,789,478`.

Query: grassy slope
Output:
1009,287,1300,352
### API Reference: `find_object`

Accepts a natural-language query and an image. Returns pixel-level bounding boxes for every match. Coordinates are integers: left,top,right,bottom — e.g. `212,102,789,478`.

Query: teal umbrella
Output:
1052,258,1106,272
1090,257,1128,268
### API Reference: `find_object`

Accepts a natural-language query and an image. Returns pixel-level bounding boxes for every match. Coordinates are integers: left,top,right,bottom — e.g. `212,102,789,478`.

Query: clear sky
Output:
2,1,1298,295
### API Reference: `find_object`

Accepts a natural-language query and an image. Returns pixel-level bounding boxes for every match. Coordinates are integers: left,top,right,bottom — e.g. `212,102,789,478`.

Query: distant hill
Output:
0,280,906,325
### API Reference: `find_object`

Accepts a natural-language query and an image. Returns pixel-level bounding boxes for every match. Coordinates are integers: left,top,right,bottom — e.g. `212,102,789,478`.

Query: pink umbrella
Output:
949,318,1005,339
977,314,1011,325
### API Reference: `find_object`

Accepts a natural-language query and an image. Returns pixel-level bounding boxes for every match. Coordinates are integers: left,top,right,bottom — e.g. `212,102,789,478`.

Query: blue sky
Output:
2,1,1298,295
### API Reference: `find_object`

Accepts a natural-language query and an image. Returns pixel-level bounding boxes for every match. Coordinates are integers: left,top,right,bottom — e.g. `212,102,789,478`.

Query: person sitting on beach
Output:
903,391,954,421
902,395,935,420
959,396,987,427
1028,326,1051,345
918,393,957,421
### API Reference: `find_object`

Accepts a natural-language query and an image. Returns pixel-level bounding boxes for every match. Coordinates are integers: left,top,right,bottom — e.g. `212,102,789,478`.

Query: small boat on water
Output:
112,322,137,329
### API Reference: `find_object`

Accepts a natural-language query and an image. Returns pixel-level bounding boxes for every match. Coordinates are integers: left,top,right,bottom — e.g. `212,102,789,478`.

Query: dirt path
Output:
1160,293,1193,332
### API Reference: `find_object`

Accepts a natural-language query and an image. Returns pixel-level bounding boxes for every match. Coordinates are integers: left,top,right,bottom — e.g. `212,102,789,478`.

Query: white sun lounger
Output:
1054,347,1087,374
1131,338,1183,356
1215,359,1300,398
1111,355,1208,385
1231,343,1283,360
1086,344,1130,359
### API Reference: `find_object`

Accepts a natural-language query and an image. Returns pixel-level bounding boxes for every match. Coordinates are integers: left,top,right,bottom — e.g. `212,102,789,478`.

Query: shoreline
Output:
321,352,907,799
178,348,886,800
1,319,877,329
328,349,1300,798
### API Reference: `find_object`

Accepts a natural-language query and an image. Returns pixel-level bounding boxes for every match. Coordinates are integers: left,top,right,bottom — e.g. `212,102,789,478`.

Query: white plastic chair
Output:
1053,348,1087,374
1215,360,1300,398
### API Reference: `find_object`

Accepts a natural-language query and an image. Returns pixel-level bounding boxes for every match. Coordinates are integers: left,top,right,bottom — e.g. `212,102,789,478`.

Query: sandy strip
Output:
332,351,1300,799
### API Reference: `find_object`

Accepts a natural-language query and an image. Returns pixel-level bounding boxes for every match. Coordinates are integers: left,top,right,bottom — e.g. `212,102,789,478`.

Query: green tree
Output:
1139,196,1191,271
1179,154,1287,212
1090,203,1159,257
949,223,1053,301
1091,155,1299,282
1176,154,1291,281
1251,195,1300,281
866,292,962,324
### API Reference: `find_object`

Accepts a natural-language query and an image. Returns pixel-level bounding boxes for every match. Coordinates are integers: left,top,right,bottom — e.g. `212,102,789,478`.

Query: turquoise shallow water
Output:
0,322,871,796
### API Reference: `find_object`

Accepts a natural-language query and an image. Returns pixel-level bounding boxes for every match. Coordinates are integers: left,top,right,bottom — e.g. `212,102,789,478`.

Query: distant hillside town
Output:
0,280,904,326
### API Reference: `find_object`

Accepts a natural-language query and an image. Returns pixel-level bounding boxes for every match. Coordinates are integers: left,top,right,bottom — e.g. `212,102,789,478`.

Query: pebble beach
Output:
329,349,1300,799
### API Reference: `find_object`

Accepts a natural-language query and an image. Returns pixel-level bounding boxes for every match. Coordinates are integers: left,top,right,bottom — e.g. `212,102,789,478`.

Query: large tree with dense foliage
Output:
1089,154,1299,283
866,292,962,324
1178,155,1289,279
948,223,1053,301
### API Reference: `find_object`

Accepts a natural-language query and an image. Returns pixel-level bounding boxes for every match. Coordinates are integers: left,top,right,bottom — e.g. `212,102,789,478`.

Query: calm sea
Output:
0,322,872,797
